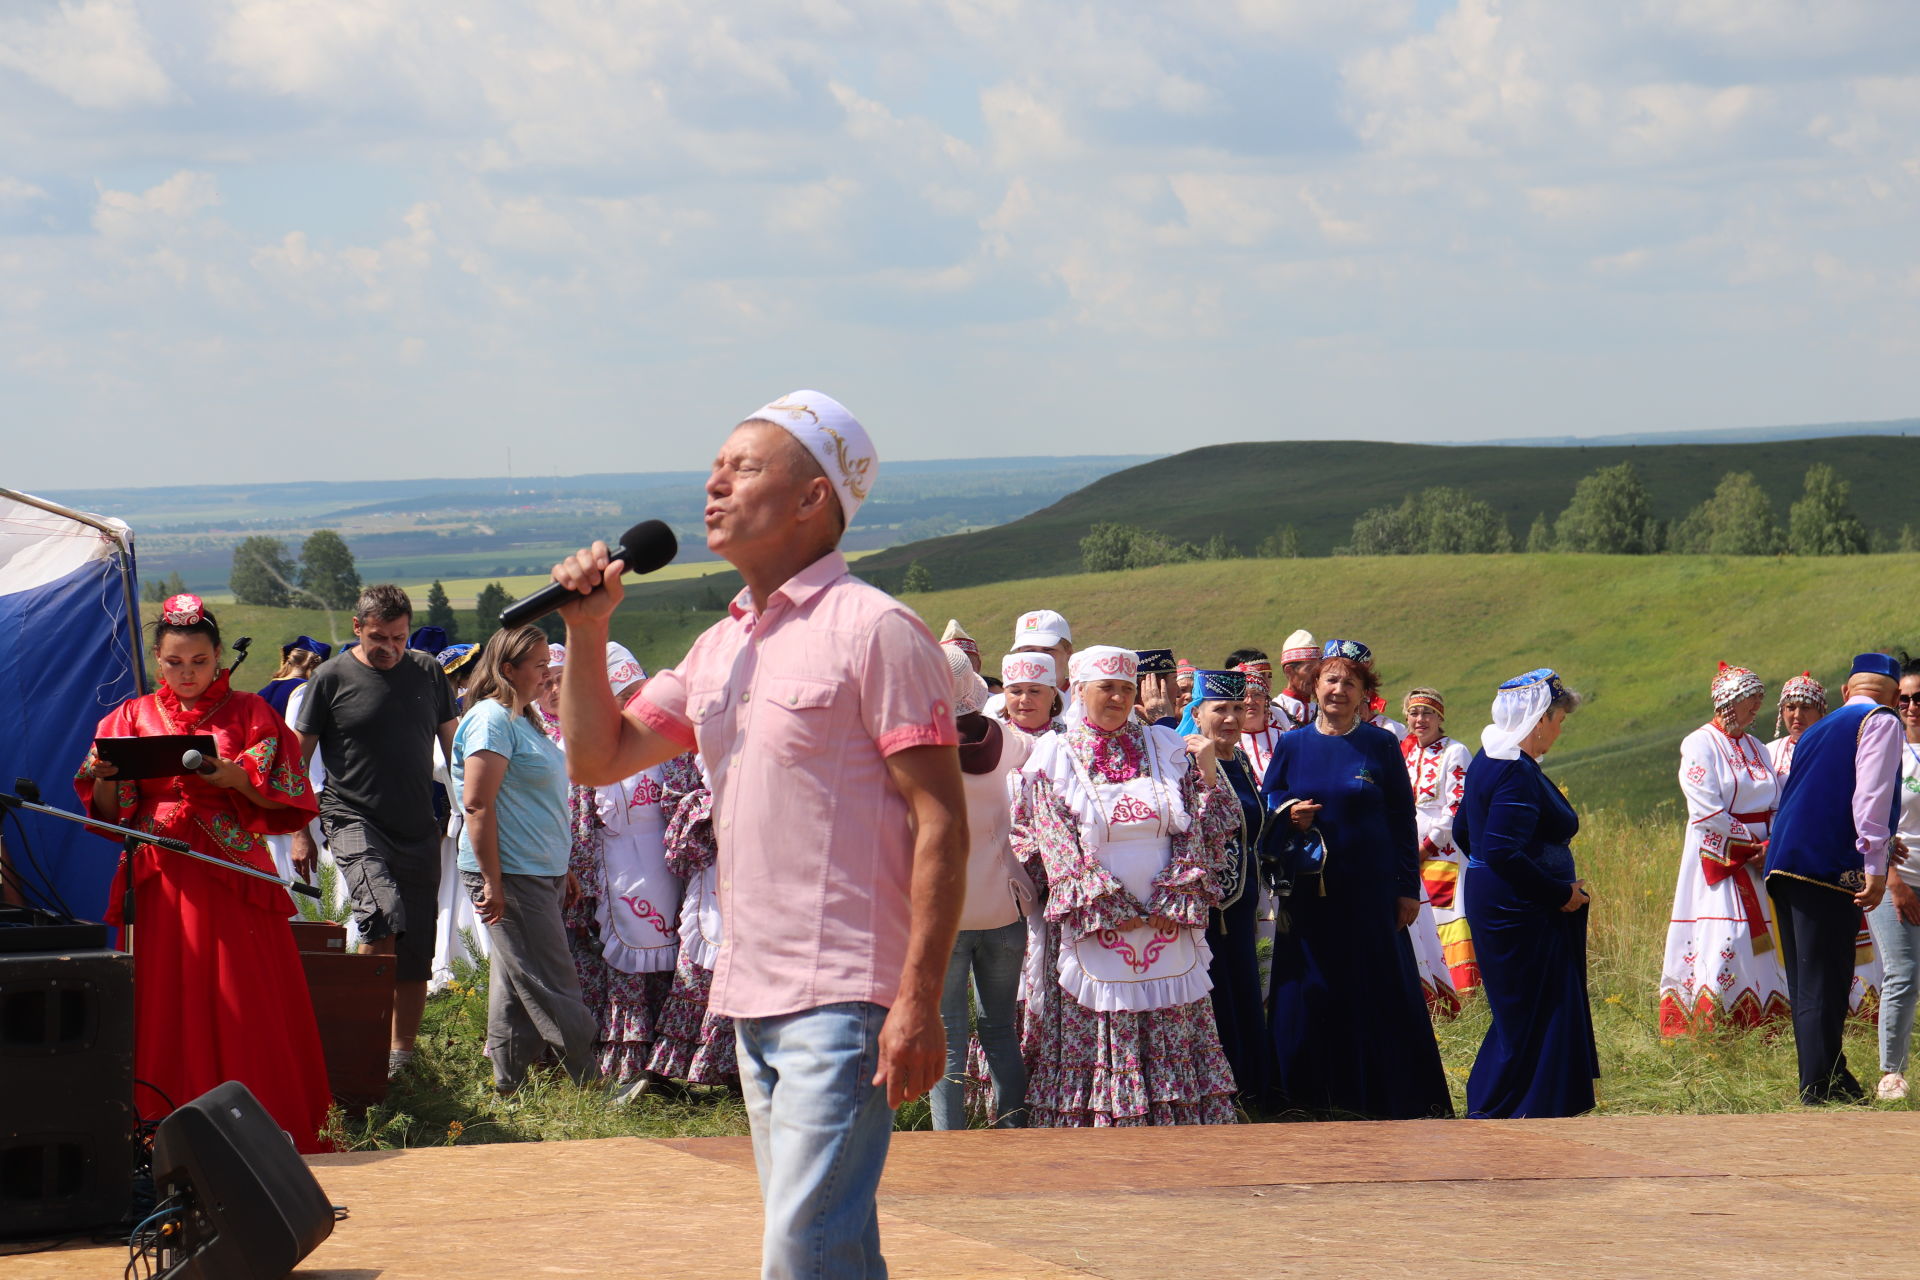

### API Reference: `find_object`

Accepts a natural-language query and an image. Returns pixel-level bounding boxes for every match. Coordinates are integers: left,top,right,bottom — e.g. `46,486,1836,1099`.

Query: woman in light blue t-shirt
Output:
452,625,599,1096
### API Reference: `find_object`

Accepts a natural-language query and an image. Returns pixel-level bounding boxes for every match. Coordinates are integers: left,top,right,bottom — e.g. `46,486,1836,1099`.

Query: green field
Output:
900,551,1920,817
330,802,1907,1154
847,434,1920,592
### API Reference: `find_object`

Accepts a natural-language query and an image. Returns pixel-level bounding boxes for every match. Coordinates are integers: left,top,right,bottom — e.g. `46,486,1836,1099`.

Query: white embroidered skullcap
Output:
547,642,567,670
943,643,989,716
1281,629,1317,664
1481,668,1568,761
745,389,876,524
1074,645,1139,686
1001,652,1058,689
605,642,646,697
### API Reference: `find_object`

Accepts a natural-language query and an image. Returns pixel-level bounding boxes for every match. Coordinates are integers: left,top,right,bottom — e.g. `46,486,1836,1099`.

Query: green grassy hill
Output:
844,434,1920,592
902,552,1920,816
171,549,1920,817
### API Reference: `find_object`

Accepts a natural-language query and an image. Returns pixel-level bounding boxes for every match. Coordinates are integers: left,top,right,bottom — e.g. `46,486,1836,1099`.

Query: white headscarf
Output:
605,642,646,699
1481,668,1567,761
943,643,989,716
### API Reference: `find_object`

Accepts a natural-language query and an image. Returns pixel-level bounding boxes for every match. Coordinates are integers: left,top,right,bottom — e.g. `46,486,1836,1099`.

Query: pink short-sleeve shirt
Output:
632,550,958,1019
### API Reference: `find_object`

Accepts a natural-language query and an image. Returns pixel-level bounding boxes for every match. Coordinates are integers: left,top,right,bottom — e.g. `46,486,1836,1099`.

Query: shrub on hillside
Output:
1340,486,1513,556
1554,462,1661,554
1788,463,1869,556
1668,471,1783,555
1079,522,1211,572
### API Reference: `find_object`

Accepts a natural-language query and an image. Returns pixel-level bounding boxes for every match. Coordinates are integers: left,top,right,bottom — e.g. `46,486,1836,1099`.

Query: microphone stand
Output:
0,788,322,927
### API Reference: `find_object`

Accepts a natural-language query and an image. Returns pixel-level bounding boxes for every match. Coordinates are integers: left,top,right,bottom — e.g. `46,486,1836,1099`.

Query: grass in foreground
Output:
331,811,1912,1150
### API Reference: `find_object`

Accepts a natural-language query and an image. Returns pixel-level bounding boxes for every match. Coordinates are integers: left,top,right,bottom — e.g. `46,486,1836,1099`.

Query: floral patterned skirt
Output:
645,945,738,1085
567,920,673,1081
1026,988,1238,1127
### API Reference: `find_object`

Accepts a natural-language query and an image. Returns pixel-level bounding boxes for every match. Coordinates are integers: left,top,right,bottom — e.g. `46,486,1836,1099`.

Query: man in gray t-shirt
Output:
292,584,456,1080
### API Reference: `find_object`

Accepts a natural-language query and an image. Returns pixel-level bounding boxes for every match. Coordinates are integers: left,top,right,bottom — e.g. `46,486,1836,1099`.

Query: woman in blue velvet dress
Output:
1261,640,1452,1119
1456,668,1598,1118
1180,669,1271,1103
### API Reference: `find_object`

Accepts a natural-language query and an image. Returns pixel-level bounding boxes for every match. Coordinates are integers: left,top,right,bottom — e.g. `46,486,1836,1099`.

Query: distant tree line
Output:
1326,461,1887,559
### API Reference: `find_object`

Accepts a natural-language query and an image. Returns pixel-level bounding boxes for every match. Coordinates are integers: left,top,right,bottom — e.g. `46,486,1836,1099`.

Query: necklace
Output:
1315,714,1359,737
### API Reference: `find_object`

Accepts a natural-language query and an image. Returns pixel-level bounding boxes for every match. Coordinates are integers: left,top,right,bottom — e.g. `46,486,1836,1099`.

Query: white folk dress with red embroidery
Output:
1659,723,1787,1033
592,765,685,974
1402,733,1476,1013
1766,731,1884,1017
1036,725,1213,1013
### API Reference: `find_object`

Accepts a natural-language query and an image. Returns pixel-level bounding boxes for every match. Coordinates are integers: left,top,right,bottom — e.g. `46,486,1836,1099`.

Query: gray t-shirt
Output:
295,648,454,841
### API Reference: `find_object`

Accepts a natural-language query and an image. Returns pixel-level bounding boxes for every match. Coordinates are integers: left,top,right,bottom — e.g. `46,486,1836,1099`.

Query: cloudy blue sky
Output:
4,0,1917,488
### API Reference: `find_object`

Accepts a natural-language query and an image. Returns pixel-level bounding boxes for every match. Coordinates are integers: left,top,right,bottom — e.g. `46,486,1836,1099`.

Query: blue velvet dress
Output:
1207,752,1271,1101
1262,723,1452,1119
257,676,306,718
1456,750,1598,1118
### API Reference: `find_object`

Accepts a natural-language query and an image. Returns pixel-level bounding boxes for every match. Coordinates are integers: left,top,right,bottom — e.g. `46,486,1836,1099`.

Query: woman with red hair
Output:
1261,639,1452,1119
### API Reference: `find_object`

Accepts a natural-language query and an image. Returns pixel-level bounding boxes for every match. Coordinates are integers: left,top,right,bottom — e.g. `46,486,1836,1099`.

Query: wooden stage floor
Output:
20,1111,1915,1278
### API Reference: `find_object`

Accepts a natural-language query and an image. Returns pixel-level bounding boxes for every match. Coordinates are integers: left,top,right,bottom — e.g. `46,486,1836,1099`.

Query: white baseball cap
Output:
1012,608,1072,649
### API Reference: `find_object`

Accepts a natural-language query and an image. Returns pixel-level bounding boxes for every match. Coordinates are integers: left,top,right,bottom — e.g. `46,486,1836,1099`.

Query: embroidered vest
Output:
1766,701,1900,894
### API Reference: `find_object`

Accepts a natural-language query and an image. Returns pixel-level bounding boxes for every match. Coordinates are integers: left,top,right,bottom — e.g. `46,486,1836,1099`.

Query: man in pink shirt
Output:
553,390,967,1279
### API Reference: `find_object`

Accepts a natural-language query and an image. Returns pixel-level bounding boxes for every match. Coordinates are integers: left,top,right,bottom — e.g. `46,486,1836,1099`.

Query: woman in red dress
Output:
74,594,333,1152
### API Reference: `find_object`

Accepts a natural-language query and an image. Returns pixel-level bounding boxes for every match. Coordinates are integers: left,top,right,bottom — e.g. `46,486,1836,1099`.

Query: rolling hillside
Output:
900,552,1920,816
841,434,1920,593
165,550,1920,817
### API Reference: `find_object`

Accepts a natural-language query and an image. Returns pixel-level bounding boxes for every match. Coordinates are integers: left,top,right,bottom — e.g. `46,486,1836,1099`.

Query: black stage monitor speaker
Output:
152,1081,334,1280
0,947,135,1238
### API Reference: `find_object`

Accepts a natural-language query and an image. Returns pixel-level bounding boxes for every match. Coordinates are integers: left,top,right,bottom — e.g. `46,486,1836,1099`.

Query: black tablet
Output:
94,734,219,781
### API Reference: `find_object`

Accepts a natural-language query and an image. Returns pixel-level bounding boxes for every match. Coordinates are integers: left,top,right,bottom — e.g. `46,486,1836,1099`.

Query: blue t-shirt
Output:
452,699,569,878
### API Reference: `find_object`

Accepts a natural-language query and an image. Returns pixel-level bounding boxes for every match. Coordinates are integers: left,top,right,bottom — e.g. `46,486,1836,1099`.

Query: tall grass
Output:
340,805,1908,1150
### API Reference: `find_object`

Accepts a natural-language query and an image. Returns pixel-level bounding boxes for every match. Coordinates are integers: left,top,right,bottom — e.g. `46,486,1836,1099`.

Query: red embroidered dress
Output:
75,672,333,1152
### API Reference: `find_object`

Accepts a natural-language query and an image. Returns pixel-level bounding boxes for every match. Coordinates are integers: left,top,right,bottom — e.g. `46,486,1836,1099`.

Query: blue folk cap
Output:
437,643,479,676
1322,638,1372,663
1851,652,1901,681
1135,648,1177,676
1194,669,1248,702
409,625,449,654
282,635,332,661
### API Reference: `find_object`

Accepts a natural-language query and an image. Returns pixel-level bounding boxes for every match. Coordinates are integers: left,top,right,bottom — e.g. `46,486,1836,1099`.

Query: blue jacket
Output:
1766,700,1900,895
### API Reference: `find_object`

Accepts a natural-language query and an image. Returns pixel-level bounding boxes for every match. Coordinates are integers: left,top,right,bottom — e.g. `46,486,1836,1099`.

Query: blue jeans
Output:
1868,890,1920,1074
930,921,1028,1130
735,1002,896,1280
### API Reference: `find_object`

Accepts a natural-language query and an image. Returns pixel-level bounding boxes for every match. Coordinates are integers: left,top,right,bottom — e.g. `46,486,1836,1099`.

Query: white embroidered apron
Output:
594,768,685,974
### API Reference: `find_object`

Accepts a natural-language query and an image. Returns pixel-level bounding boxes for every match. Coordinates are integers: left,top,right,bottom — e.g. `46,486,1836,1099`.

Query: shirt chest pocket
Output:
762,677,839,766
689,684,732,729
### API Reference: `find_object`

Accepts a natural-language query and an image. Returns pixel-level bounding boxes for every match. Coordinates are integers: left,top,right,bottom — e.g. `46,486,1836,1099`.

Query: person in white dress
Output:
1401,688,1476,1015
1010,645,1238,1126
1765,670,1883,1020
1660,664,1788,1034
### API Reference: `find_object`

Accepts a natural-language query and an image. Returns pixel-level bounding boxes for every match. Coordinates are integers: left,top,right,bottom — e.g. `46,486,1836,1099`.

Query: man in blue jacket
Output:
1765,652,1902,1104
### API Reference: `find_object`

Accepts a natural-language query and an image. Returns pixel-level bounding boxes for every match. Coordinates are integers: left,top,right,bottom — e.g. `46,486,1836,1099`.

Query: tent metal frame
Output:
0,487,148,692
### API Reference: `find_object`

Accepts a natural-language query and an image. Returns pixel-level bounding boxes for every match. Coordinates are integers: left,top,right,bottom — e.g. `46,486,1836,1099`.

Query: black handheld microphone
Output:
181,749,218,777
499,520,680,630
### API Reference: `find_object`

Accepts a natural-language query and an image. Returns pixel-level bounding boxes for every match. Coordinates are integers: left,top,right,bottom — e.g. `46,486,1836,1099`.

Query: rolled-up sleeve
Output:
631,665,697,750
860,610,961,757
